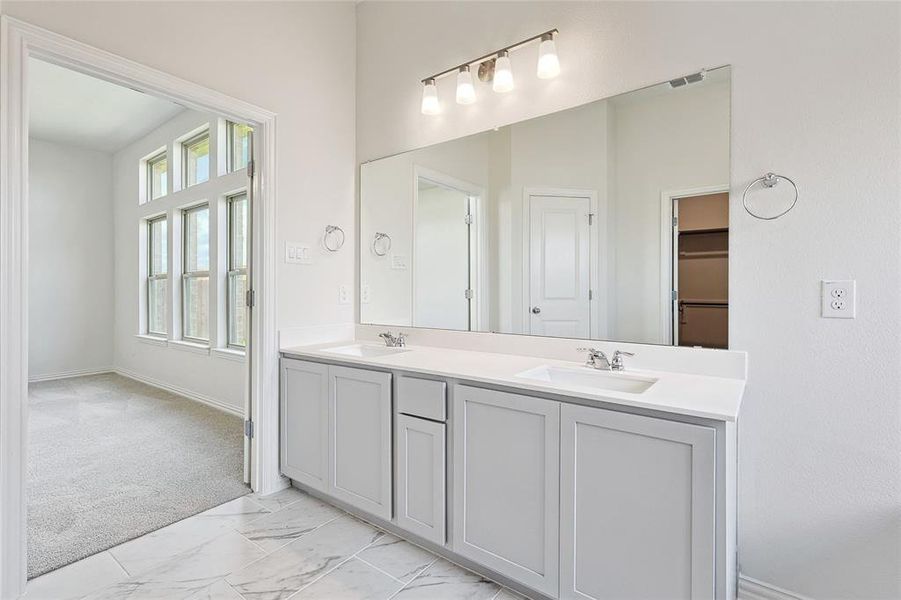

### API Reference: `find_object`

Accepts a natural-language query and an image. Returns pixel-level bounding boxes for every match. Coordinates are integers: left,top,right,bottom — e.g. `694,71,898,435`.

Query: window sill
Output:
169,339,211,355
135,334,168,347
212,347,246,362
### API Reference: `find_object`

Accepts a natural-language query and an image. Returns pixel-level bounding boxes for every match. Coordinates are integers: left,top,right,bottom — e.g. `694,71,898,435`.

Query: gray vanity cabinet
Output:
395,413,446,544
327,365,393,520
452,385,560,597
559,403,716,600
280,359,329,492
394,376,447,545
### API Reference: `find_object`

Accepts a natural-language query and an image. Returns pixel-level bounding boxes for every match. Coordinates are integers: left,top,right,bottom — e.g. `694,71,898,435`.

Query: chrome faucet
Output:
378,331,407,347
577,347,611,370
610,350,634,372
578,348,635,371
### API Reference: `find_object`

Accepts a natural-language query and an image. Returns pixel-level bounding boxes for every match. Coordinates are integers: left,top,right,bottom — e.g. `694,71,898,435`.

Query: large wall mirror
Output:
361,66,731,348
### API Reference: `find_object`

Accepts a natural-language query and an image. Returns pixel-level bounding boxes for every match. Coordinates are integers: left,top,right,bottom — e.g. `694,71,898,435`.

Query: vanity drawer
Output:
397,376,446,422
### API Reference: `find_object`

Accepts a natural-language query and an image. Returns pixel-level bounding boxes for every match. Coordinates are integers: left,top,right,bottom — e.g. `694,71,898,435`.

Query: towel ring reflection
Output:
323,225,345,252
742,172,798,220
372,232,392,257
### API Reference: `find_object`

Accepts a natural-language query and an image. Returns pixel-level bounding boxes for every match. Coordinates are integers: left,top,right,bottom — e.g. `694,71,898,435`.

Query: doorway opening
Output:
666,190,729,348
25,56,257,579
1,20,279,596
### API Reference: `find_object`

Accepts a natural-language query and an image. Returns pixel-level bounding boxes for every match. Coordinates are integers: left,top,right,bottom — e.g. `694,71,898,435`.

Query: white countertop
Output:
281,341,744,422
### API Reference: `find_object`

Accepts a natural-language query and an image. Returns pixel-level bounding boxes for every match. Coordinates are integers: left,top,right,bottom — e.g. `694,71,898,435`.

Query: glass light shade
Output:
456,67,476,104
421,80,440,115
537,37,560,79
492,53,514,93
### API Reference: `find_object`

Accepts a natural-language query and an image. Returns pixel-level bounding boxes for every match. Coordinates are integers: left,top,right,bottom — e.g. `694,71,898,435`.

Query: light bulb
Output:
537,33,560,79
421,78,440,115
492,51,514,93
456,65,476,105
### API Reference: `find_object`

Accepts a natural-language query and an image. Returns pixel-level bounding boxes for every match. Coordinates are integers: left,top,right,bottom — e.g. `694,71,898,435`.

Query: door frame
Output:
659,185,729,345
0,17,281,597
521,187,603,339
411,165,487,331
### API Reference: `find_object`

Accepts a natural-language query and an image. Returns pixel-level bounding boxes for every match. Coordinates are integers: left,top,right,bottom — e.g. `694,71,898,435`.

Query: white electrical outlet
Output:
822,280,855,318
338,285,351,305
285,242,312,265
361,284,371,304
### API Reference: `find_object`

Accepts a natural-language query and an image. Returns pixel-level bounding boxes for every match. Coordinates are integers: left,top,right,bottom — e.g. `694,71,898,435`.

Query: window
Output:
227,192,248,348
183,131,210,188
147,152,168,200
147,216,168,335
227,122,253,173
182,204,210,342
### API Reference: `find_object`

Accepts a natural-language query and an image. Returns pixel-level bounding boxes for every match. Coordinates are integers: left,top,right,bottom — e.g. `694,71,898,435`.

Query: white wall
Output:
28,138,114,379
112,109,246,413
2,0,358,342
356,2,901,598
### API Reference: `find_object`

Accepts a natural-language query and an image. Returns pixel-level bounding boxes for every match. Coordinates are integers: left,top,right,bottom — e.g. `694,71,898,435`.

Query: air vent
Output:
669,70,706,88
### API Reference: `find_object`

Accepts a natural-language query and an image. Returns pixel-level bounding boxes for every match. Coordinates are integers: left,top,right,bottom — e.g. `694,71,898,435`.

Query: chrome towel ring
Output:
323,225,345,252
372,232,392,256
742,172,798,220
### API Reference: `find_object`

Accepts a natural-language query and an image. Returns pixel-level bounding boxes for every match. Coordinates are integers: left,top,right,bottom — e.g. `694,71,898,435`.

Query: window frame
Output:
226,121,252,174
181,203,211,344
226,191,248,349
146,151,168,201
146,215,168,337
182,129,211,189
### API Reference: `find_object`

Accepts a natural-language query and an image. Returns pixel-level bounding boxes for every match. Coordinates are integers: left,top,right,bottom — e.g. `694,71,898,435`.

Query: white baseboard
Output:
28,366,114,383
114,368,244,418
739,575,811,600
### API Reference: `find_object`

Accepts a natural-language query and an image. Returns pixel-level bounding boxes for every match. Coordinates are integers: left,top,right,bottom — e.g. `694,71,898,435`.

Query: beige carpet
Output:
27,372,248,578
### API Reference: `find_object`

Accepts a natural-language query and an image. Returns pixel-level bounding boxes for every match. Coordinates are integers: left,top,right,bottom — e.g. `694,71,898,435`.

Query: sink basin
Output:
515,365,657,394
322,344,411,358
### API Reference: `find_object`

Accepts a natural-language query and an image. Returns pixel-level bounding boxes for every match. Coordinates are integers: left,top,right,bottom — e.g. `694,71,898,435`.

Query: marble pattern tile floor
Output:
24,487,526,600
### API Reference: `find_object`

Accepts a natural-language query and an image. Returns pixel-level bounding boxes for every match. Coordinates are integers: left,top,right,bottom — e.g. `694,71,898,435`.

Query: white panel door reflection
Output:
529,195,590,338
414,177,475,330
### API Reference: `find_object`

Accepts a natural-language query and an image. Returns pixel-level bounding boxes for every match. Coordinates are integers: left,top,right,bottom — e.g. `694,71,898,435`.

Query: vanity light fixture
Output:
536,32,560,79
421,78,440,115
492,50,514,93
419,28,559,115
455,66,476,104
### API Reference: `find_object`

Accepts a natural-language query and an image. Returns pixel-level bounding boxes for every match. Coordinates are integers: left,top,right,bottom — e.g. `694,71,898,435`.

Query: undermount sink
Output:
322,344,411,358
515,365,658,394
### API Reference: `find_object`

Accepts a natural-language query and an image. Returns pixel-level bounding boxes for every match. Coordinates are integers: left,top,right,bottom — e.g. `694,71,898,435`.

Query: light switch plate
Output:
821,280,855,318
285,242,312,265
361,285,371,304
391,254,407,270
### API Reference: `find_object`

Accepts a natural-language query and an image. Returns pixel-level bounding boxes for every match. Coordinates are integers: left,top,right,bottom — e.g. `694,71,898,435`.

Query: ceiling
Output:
28,58,186,152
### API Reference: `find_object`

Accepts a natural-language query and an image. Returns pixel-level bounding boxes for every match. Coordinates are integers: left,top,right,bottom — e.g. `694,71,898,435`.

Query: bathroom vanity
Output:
279,337,744,600
278,64,744,599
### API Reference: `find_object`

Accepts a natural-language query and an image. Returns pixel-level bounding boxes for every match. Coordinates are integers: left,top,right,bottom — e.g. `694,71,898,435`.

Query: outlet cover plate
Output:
821,280,855,318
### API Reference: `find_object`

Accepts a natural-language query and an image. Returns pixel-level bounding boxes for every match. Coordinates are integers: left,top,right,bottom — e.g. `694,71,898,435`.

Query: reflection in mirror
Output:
361,66,730,348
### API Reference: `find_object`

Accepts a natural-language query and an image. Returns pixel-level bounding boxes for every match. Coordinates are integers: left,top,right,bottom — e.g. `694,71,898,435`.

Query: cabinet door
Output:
453,385,559,596
395,414,446,544
280,358,329,492
328,365,393,519
560,404,716,600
